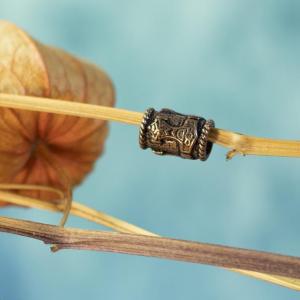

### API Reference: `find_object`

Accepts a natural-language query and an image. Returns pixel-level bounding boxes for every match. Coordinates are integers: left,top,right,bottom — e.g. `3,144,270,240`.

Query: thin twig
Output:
0,93,299,158
1,190,300,290
1,216,300,280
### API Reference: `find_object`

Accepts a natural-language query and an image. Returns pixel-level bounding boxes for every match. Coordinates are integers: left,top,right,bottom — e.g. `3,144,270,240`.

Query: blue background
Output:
1,1,300,299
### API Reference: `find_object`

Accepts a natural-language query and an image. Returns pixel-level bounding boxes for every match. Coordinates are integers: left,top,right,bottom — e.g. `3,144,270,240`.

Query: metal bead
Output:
198,119,215,161
139,108,215,161
139,108,155,149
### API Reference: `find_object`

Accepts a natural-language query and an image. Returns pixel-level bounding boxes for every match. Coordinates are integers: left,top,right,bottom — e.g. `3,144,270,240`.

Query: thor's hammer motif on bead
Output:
139,108,215,161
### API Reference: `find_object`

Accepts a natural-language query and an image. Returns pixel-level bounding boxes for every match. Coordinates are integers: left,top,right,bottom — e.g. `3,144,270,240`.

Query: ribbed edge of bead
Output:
139,108,155,149
198,119,215,161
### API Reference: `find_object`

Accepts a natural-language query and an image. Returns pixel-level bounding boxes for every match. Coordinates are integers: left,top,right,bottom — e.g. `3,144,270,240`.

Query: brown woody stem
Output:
0,190,299,290
1,216,300,280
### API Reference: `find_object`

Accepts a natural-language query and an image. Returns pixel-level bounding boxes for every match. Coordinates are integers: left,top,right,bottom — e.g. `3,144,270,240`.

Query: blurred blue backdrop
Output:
1,0,300,299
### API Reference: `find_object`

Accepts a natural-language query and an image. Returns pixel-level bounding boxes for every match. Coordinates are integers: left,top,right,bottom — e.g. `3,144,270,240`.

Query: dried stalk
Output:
209,129,300,159
1,93,300,289
0,189,299,290
1,215,300,280
0,93,141,124
0,189,153,236
0,93,300,158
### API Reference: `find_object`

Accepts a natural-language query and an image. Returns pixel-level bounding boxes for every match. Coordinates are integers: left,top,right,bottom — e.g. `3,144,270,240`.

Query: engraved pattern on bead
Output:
146,109,201,159
139,107,215,161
